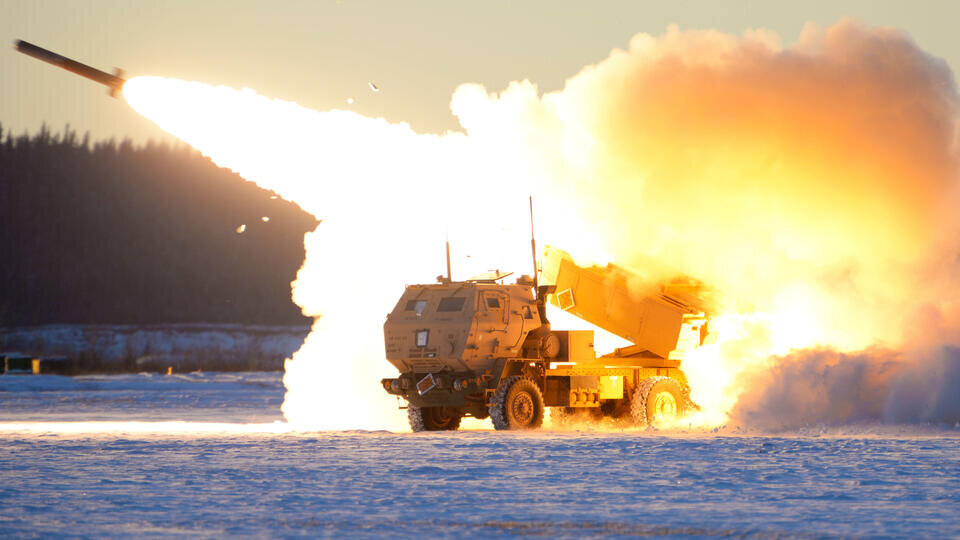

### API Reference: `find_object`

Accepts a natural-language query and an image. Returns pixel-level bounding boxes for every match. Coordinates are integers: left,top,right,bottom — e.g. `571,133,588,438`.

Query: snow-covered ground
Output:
0,372,283,423
1,373,959,538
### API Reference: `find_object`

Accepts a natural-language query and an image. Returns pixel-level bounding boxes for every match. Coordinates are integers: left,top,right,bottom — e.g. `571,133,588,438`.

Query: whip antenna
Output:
529,196,538,291
445,236,452,282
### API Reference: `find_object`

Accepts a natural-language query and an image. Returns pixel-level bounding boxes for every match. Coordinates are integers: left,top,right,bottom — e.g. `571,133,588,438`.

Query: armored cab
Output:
384,280,544,375
381,274,552,430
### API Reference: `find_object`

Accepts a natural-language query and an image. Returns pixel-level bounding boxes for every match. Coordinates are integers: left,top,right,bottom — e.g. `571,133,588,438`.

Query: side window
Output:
482,292,508,323
404,299,428,316
437,297,466,312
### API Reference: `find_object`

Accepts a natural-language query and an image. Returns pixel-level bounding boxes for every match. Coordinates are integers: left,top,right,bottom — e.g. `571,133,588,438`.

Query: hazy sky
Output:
3,1,959,144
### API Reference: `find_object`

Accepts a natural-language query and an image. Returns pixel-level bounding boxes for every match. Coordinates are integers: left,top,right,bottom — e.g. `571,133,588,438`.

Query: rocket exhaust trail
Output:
14,39,126,98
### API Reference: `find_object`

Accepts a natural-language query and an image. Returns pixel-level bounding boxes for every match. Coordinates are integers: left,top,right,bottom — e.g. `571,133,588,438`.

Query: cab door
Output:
480,290,522,357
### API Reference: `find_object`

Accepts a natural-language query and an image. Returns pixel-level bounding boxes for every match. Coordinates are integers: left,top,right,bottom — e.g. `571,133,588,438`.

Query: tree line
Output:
0,123,317,327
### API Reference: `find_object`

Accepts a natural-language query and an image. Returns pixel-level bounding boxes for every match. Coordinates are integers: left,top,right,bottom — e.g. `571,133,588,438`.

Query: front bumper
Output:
381,371,484,407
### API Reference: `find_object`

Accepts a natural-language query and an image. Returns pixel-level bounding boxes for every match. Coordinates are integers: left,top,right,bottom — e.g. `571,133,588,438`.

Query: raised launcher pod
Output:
540,246,713,363
14,40,126,98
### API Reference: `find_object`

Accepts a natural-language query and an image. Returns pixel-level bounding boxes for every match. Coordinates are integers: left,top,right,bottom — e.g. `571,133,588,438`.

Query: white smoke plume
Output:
729,346,960,430
123,19,960,430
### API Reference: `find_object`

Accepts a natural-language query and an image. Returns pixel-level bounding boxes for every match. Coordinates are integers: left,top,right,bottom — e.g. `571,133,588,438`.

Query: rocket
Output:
14,40,126,98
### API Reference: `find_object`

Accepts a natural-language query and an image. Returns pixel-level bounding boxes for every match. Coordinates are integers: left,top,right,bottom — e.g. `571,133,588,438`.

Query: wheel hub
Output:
652,391,677,424
512,393,534,425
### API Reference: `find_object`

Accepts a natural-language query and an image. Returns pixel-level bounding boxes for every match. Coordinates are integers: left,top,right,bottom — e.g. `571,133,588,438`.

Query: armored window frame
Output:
482,292,509,323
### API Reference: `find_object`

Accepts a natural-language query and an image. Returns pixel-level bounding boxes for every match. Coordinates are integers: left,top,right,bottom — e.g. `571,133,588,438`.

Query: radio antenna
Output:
445,233,452,282
529,196,538,291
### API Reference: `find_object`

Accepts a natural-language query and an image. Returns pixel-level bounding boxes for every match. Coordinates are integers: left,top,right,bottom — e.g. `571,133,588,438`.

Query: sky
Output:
2,0,959,145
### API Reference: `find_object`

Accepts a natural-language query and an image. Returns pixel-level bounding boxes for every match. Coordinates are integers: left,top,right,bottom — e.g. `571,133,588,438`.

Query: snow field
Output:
1,372,959,538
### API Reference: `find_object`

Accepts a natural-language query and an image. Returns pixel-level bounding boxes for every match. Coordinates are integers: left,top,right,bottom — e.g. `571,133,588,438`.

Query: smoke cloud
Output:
450,19,960,428
729,346,960,430
124,19,960,430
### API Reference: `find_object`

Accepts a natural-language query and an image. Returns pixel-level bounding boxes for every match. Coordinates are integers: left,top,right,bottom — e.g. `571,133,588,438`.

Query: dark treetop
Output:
0,123,318,326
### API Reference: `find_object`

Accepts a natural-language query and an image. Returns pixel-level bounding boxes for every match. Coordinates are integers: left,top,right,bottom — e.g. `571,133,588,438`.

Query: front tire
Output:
489,376,545,430
408,405,462,432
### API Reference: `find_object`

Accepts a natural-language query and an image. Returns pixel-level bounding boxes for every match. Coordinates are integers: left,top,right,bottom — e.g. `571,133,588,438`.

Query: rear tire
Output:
489,376,544,430
631,377,685,428
408,405,462,431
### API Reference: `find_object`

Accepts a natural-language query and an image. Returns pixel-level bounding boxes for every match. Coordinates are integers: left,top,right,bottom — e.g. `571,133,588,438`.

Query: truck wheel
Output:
408,405,462,431
631,377,684,428
489,376,544,430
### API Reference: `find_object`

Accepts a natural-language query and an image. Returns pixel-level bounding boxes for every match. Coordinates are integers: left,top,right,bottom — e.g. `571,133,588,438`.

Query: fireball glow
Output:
122,20,960,431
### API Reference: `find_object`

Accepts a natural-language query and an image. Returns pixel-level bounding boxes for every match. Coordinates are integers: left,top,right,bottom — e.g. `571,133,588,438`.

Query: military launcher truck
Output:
381,246,712,431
